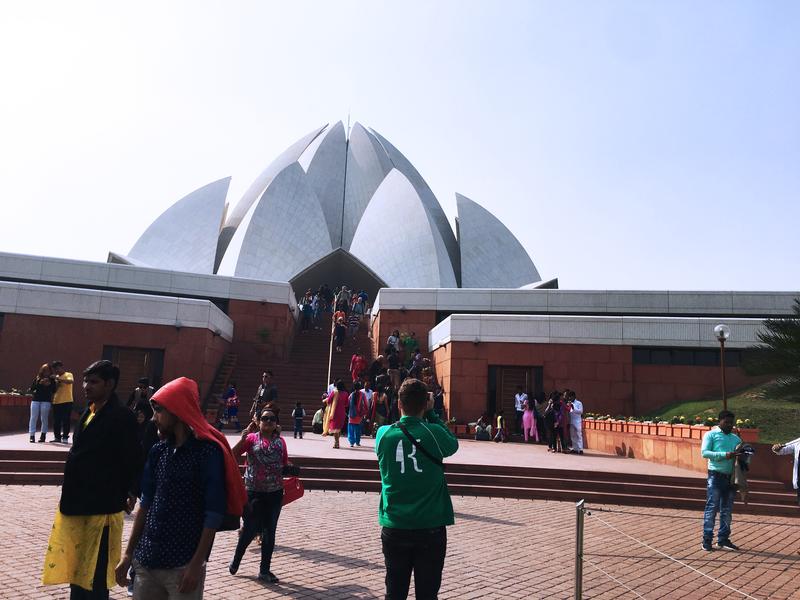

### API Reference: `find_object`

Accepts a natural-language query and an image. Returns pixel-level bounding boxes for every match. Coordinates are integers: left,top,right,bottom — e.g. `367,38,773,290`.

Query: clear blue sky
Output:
1,1,798,290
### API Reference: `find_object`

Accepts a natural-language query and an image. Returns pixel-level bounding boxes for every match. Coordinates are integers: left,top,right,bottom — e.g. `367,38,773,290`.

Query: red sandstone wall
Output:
0,313,230,417
227,299,296,363
583,428,795,485
370,309,437,358
434,341,635,422
433,340,764,423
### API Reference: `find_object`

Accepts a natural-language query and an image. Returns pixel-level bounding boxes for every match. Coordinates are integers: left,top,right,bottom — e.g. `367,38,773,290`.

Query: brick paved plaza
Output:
3,485,799,600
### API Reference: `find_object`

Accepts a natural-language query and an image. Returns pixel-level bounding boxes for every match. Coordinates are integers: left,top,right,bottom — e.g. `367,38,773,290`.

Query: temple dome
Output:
115,122,542,291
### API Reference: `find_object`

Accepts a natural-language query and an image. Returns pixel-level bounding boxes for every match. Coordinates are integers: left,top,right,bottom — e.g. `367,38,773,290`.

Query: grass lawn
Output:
644,383,800,445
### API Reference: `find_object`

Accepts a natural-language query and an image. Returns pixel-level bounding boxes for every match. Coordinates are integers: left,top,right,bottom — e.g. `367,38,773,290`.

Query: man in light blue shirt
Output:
700,410,742,552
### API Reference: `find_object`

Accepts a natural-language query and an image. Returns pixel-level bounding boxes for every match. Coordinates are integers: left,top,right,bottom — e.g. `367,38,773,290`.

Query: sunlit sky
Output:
1,1,798,290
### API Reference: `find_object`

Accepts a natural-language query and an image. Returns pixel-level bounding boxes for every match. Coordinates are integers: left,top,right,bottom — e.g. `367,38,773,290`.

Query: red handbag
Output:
282,476,304,506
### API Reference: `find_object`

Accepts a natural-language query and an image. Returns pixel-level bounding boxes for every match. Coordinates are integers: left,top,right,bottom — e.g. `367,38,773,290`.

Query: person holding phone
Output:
374,379,459,600
228,410,289,583
700,410,743,552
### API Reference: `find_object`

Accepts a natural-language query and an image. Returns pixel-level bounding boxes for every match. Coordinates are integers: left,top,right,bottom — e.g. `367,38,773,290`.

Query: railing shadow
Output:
454,511,522,527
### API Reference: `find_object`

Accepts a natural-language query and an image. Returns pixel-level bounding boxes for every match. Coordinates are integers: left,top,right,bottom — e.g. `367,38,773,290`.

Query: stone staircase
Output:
204,353,238,421
1,449,797,516
228,313,373,428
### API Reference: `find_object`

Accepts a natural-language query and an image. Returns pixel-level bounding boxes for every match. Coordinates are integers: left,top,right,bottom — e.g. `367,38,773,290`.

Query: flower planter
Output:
657,425,670,436
690,425,709,440
736,428,760,443
0,394,30,407
674,424,691,439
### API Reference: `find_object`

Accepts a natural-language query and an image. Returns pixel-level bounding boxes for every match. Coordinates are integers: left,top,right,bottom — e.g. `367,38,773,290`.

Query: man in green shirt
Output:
700,410,742,552
375,378,458,599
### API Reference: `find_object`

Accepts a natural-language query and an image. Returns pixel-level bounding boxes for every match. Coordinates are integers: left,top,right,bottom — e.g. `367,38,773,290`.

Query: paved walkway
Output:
0,431,704,479
5,486,799,599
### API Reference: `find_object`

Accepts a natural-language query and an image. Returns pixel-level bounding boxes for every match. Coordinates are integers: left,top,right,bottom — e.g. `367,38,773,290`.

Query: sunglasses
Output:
260,415,277,423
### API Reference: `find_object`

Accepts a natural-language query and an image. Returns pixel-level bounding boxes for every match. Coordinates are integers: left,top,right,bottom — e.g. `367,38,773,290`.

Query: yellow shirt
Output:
83,406,97,429
52,372,74,405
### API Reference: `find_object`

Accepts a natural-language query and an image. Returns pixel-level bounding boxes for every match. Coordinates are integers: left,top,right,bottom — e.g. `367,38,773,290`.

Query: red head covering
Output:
151,377,247,518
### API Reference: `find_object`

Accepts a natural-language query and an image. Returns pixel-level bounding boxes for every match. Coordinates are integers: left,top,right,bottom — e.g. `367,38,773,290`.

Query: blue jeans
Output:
29,401,51,436
703,471,735,542
348,422,362,446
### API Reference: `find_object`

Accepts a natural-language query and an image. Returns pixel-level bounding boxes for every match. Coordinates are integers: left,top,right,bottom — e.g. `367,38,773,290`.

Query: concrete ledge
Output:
429,314,765,350
0,281,234,341
374,288,799,318
0,251,297,311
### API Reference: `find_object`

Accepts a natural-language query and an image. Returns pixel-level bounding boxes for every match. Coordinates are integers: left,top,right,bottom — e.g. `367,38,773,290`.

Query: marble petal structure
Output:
118,122,542,291
456,193,541,288
125,177,230,274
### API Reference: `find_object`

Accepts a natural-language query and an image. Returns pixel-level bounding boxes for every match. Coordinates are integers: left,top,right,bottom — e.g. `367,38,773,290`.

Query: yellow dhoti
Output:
42,509,123,591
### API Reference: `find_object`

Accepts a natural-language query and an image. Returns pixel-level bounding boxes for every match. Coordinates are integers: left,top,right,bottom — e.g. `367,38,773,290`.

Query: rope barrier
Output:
586,512,759,600
584,558,648,599
588,506,800,527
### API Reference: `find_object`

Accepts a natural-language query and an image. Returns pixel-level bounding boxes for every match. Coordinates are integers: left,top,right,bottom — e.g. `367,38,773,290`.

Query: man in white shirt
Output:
772,437,800,505
567,390,584,454
514,387,528,435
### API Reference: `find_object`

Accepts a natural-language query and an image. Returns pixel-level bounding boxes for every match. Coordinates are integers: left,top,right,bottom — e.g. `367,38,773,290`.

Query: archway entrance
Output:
289,248,388,301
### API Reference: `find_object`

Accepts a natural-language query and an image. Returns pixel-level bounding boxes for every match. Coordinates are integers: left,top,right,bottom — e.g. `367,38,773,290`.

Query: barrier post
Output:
575,499,586,600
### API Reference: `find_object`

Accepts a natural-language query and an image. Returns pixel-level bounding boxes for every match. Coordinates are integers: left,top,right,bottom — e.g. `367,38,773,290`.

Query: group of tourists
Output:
27,360,74,443
317,328,444,450
39,356,458,600
38,360,292,599
299,283,369,337
473,387,584,454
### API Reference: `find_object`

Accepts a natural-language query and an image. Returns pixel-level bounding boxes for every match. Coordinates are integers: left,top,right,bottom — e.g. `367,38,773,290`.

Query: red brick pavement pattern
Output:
3,486,799,600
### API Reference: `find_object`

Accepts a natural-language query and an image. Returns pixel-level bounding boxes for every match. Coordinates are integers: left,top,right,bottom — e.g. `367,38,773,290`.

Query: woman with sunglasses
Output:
228,410,288,583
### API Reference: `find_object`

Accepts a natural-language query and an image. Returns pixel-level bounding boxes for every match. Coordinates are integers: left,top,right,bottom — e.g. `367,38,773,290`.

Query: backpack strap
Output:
396,422,444,470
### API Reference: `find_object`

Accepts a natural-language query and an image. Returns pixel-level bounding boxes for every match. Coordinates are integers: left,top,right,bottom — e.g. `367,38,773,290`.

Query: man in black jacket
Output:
43,360,142,600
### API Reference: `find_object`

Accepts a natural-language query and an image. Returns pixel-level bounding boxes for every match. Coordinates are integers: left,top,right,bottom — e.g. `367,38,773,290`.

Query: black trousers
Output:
549,424,567,451
235,489,283,574
69,525,109,600
52,403,73,439
382,526,446,600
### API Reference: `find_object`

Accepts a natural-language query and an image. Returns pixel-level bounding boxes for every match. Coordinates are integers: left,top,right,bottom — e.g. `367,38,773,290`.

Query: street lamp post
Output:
714,324,731,412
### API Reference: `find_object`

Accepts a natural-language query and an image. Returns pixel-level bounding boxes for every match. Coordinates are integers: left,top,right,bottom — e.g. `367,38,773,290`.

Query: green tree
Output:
745,298,800,400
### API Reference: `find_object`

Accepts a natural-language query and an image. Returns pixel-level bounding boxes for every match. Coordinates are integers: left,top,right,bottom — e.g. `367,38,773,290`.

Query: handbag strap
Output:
396,422,444,469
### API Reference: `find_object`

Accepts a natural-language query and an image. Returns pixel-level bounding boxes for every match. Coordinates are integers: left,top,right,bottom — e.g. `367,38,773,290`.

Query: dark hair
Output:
335,379,347,391
718,410,735,421
568,391,576,400
137,377,149,386
295,401,301,406
83,360,120,391
398,378,428,414
352,380,362,391
51,360,64,369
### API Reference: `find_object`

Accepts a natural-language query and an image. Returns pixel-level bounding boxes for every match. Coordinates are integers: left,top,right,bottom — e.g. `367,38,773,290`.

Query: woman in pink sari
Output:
325,380,348,449
522,398,538,442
